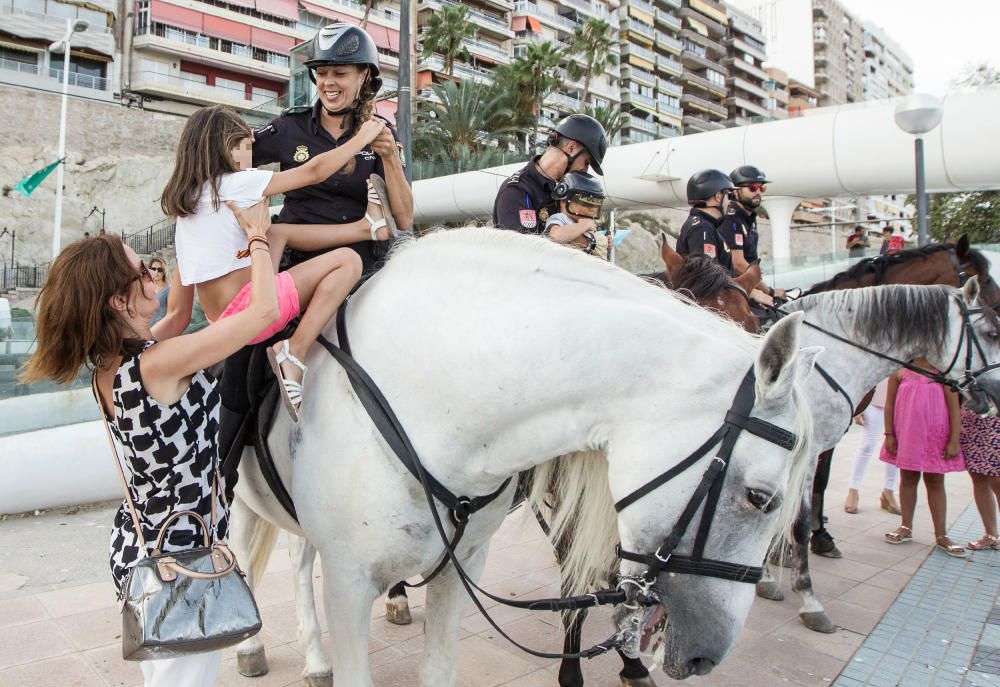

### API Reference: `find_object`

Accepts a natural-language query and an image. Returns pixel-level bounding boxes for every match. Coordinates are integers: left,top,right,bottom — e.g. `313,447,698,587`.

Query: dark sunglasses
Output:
149,265,165,273
744,183,766,193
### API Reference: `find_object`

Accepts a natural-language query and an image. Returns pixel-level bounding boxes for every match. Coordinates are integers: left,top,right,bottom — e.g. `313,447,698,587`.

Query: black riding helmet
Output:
552,171,606,217
550,114,608,176
304,24,383,119
729,165,770,186
687,169,735,205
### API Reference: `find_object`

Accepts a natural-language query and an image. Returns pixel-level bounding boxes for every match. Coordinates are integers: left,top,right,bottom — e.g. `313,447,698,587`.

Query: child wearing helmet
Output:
543,171,609,259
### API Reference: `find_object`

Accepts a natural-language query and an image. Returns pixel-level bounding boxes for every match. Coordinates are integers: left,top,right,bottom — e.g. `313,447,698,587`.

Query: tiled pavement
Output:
0,426,996,686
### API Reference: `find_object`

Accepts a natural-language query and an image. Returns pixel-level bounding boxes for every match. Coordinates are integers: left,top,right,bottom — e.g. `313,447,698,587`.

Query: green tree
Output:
503,41,565,148
420,4,475,77
584,103,624,142
566,18,618,104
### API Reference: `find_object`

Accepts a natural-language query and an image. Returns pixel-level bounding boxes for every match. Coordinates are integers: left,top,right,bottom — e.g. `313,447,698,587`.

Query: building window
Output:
181,71,207,84
0,46,39,74
216,76,246,95
252,86,279,102
594,97,609,109
706,69,725,87
49,52,107,90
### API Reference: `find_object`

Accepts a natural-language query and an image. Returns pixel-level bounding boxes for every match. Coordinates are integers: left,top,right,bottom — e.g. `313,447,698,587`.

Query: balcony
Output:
547,91,583,111
622,64,656,85
625,43,658,64
654,8,682,31
629,114,658,134
680,29,726,57
513,2,578,31
417,55,494,84
627,18,656,41
682,113,725,133
725,95,769,117
130,70,275,109
681,92,727,118
48,66,110,91
728,75,767,99
657,100,681,116
724,36,765,62
682,70,726,97
133,24,290,80
658,122,680,137
623,90,657,109
462,37,510,63
482,0,515,10
418,0,513,37
723,56,767,81
656,54,682,76
657,77,682,95
563,0,601,19
681,49,725,75
656,30,683,53
812,0,828,17
677,7,726,37
688,0,728,25
629,0,655,14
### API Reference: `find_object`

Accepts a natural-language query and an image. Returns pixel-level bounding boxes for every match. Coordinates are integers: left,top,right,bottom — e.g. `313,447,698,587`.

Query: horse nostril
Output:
688,657,716,676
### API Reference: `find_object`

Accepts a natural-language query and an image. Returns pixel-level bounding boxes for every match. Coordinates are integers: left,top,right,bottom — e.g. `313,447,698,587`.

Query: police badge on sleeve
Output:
519,209,537,229
703,243,717,257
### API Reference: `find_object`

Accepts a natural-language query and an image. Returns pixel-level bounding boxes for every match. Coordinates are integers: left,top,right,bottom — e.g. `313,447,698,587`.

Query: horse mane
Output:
783,284,955,356
670,256,733,301
802,243,988,295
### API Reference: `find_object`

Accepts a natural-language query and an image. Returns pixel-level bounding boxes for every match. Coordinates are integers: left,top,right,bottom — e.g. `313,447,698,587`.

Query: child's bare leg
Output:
924,473,948,537
279,248,363,388
277,220,372,253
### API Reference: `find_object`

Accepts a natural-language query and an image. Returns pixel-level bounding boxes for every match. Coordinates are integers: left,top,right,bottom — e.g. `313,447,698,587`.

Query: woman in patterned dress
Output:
21,202,278,686
961,406,1000,550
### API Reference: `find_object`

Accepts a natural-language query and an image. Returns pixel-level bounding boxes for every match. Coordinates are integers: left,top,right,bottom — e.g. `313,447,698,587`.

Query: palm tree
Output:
361,0,378,28
420,4,475,77
585,104,625,142
504,41,565,148
566,18,618,104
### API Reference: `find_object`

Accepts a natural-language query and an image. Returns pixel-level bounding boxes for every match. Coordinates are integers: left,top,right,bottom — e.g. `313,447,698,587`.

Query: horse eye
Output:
747,489,778,512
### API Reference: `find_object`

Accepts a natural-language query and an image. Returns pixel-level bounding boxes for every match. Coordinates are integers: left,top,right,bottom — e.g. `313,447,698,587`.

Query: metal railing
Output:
122,219,176,256
628,18,656,38
462,37,509,62
136,23,290,70
1,6,112,33
625,44,658,63
513,2,579,31
0,56,39,76
654,8,682,30
48,67,108,91
131,70,256,103
629,114,657,133
0,263,49,292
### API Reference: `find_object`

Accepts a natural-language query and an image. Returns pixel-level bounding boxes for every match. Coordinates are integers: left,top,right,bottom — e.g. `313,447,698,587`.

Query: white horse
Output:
226,227,819,686
752,278,1000,629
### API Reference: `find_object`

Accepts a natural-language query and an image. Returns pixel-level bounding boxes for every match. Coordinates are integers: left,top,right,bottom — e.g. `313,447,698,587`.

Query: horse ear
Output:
660,233,684,274
956,234,971,259
755,311,808,401
962,276,981,305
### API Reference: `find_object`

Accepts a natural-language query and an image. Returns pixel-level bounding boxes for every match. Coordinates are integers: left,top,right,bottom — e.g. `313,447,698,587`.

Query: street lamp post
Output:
894,93,944,247
49,18,89,260
0,228,14,273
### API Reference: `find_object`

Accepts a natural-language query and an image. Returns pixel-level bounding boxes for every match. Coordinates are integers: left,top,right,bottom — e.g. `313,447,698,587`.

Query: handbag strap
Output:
92,372,223,552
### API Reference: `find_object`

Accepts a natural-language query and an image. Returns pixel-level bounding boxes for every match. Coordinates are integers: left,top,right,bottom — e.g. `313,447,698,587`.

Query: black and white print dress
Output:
105,341,229,595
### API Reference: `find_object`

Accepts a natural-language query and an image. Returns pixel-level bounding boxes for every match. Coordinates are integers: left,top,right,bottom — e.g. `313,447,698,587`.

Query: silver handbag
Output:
98,383,262,661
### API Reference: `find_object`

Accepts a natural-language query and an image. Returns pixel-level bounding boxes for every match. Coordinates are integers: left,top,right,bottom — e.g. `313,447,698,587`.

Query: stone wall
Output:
0,84,185,266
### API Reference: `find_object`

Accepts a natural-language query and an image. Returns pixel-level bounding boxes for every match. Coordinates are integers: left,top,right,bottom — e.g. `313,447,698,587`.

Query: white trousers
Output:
140,650,222,687
848,404,899,491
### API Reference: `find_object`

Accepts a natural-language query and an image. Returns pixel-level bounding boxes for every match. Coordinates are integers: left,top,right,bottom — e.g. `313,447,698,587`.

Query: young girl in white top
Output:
161,105,388,421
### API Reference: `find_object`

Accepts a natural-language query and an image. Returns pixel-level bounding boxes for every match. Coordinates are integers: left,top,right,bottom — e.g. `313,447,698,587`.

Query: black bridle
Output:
316,298,800,660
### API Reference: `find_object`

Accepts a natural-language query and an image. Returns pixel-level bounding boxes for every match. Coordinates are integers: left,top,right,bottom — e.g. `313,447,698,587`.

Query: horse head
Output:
613,313,819,679
949,278,1000,413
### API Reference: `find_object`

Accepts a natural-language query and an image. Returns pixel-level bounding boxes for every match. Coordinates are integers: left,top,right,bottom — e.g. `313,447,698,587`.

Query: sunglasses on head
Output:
743,183,766,193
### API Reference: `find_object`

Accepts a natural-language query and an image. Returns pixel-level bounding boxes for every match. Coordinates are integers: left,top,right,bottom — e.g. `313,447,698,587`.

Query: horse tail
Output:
248,516,279,589
527,450,618,601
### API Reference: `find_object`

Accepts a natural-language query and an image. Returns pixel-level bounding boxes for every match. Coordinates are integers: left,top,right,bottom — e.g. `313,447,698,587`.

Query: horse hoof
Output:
800,611,836,634
755,580,785,601
386,599,412,625
305,671,334,687
621,675,658,687
237,648,269,677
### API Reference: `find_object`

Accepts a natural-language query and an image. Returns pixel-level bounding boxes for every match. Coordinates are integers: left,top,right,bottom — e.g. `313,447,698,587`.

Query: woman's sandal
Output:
880,490,902,515
366,174,398,242
935,536,967,558
968,534,1000,550
884,525,912,544
267,340,307,423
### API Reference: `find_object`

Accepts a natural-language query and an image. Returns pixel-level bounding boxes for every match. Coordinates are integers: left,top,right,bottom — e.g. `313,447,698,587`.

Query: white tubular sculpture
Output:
412,88,1000,260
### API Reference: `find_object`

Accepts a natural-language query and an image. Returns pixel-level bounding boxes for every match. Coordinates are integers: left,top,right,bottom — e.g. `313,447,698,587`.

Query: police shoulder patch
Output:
519,209,537,229
506,173,521,185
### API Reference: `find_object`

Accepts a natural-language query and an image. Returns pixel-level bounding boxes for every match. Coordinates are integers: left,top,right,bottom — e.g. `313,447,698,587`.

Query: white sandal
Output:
267,340,307,423
366,174,398,242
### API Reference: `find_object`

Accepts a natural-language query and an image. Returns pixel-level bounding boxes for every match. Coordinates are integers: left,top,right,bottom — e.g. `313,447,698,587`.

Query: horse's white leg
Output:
228,495,274,677
288,535,333,687
755,555,784,601
790,493,835,634
320,557,379,687
420,547,488,687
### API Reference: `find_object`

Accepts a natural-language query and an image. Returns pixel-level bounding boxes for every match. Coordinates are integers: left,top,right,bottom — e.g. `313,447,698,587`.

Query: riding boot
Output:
809,496,842,559
218,345,255,503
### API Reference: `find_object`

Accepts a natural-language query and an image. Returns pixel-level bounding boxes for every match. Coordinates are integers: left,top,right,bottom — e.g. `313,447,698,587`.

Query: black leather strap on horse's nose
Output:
616,368,796,585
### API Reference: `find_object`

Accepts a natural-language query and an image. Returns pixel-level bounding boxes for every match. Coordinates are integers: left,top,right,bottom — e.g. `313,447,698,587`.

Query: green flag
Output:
15,157,64,198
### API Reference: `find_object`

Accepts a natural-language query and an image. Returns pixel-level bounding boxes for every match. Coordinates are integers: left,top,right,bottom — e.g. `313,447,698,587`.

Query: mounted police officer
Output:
722,165,786,304
676,169,735,274
252,23,412,275
492,114,607,234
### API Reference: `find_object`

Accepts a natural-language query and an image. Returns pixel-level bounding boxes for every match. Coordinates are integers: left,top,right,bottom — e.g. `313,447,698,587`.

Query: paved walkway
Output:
0,426,995,687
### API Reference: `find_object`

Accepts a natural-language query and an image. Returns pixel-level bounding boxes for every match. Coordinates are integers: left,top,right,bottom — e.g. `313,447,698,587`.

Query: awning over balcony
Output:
255,0,299,22
685,15,709,37
203,15,251,44
511,16,542,32
151,0,203,33
299,1,400,52
252,26,297,53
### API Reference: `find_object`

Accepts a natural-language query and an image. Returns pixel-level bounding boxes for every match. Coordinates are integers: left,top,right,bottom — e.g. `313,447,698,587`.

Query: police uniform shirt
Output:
720,202,760,264
252,101,402,273
676,207,734,274
491,156,559,234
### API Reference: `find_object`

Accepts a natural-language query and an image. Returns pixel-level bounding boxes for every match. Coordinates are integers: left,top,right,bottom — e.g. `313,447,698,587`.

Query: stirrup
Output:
266,340,307,423
365,174,398,242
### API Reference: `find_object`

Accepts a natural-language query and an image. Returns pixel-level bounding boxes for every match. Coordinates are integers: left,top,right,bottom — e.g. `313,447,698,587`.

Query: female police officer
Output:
252,24,413,275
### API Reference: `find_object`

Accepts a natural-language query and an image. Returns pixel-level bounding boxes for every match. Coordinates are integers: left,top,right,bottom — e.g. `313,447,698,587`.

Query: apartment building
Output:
0,0,118,101
861,21,913,102
810,0,862,106
763,65,788,118
512,0,621,133
675,0,730,135
618,0,681,142
417,0,513,94
787,76,817,115
722,4,767,126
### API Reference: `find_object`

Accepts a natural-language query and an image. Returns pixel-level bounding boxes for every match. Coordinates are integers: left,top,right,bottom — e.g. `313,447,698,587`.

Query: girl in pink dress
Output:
881,360,966,556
